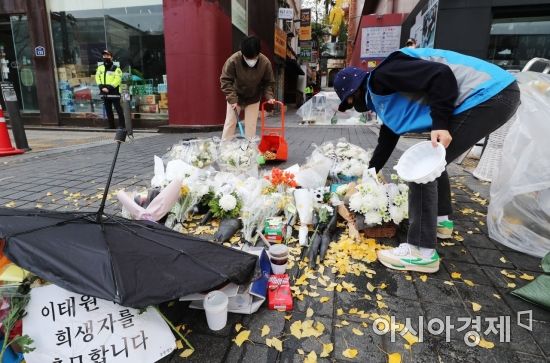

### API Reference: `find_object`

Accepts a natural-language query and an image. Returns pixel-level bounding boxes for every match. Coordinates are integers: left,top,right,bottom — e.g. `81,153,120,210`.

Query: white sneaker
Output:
377,243,440,273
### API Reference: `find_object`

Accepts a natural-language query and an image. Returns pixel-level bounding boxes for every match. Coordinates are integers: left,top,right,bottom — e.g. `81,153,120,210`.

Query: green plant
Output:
0,284,35,361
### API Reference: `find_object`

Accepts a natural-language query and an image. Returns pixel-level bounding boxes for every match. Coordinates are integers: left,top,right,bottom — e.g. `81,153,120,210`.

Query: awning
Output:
285,59,305,75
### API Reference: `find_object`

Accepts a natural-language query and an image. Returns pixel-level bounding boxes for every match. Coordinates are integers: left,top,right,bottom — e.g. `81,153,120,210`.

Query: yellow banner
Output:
299,26,312,41
274,25,287,58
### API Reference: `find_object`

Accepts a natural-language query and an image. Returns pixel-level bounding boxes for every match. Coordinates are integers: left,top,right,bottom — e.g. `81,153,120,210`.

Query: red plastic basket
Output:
258,101,288,161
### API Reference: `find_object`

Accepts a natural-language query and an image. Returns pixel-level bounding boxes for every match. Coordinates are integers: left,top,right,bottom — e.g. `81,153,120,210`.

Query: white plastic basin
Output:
394,141,446,184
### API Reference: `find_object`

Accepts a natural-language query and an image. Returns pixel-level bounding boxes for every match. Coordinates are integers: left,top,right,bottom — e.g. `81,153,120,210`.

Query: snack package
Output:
268,274,293,311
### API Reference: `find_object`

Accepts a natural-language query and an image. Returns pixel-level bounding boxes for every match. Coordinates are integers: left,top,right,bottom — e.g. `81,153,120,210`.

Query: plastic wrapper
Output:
164,176,212,229
296,91,367,125
218,138,259,177
163,138,219,169
213,218,242,242
488,72,550,257
311,138,372,180
295,153,333,189
294,189,314,246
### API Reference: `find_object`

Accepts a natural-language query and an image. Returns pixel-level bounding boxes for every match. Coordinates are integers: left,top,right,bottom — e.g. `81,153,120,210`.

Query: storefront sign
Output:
409,0,438,48
300,47,312,61
360,26,401,58
274,25,288,59
278,8,294,20
34,46,46,57
1,82,18,102
232,0,248,35
23,285,176,363
327,59,345,69
300,8,312,41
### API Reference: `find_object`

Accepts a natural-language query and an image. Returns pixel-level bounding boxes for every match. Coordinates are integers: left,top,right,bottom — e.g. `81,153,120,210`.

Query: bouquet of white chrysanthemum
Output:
218,138,259,177
163,138,219,169
312,138,372,179
348,172,409,226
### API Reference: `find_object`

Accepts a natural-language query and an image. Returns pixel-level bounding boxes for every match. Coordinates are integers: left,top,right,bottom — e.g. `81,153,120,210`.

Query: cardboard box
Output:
139,104,159,113
264,217,286,244
68,78,81,87
160,93,168,101
139,95,157,105
158,99,168,109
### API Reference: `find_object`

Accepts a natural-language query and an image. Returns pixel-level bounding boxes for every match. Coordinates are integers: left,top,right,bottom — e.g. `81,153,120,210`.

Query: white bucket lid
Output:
395,141,446,183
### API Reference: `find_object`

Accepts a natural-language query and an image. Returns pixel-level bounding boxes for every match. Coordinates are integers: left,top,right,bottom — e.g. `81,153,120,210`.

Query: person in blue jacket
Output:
334,48,520,273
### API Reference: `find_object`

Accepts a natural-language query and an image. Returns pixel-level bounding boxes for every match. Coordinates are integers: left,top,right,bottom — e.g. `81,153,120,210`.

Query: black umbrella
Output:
0,130,257,307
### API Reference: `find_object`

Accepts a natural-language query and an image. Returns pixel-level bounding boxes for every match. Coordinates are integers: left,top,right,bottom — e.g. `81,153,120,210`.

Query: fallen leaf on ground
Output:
419,275,428,282
290,320,302,339
297,349,305,355
304,351,318,363
471,302,482,312
261,325,270,337
337,308,344,316
367,282,375,292
341,320,350,326
501,270,517,279
233,330,250,347
444,281,455,286
493,294,501,299
235,323,242,332
388,352,402,363
4,201,16,208
402,331,419,345
474,337,495,349
306,307,314,318
176,340,183,349
180,349,194,358
464,279,475,287
320,297,330,303
271,337,283,352
507,282,517,288
352,328,364,336
519,273,535,281
320,343,333,358
377,300,388,309
342,348,358,358
451,272,462,279
499,256,508,263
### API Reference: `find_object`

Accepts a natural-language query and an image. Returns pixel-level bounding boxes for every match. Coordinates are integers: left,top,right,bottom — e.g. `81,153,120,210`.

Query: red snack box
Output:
268,274,293,311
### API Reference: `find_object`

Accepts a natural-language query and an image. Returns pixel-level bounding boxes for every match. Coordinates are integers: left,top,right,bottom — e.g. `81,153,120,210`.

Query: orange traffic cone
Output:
0,105,24,157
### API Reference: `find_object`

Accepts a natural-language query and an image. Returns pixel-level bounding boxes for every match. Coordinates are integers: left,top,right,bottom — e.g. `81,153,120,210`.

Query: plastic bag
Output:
296,91,367,125
295,152,332,189
488,72,550,258
163,138,219,169
217,137,259,177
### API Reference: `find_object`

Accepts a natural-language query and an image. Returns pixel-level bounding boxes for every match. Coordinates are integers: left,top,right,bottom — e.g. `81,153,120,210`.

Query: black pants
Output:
408,82,521,248
104,98,125,129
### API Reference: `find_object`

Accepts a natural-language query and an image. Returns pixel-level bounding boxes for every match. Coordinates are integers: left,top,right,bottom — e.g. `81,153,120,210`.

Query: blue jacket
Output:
367,48,516,135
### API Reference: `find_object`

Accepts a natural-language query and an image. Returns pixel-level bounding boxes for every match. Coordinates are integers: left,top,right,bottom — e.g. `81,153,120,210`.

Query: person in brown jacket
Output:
220,36,276,140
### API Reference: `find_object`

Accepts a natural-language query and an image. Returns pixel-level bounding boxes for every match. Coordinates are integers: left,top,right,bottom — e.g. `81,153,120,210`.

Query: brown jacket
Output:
220,51,275,106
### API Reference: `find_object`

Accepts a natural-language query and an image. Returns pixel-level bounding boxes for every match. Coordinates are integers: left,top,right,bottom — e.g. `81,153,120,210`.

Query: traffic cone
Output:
0,105,24,156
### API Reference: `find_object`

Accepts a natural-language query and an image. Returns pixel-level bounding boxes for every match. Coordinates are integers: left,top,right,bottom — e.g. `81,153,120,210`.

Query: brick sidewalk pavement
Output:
0,126,548,363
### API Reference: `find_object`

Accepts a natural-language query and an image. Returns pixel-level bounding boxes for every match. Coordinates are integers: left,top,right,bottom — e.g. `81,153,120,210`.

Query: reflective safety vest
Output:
367,48,516,135
95,64,122,89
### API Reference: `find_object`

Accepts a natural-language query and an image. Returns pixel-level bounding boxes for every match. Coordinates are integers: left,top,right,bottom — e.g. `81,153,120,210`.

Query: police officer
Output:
95,50,125,129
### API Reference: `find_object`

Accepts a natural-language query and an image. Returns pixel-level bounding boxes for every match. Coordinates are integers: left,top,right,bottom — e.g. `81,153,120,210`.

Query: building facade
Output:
0,0,303,129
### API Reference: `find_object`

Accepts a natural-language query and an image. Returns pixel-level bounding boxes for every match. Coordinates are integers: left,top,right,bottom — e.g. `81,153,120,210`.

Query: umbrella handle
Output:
234,109,245,137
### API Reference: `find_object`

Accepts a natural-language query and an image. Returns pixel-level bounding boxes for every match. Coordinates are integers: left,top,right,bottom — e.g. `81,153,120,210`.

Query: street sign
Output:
278,8,294,20
1,82,17,102
300,8,312,41
34,46,46,57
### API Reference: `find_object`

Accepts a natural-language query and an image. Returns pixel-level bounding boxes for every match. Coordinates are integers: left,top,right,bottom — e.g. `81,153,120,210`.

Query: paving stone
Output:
381,334,441,363
240,344,278,363
369,269,419,300
278,350,332,363
168,333,230,363
414,278,463,308
454,281,511,315
501,251,543,273
334,291,378,323
530,320,550,357
241,308,286,344
333,319,386,362
293,288,335,318
497,289,550,323
438,244,476,264
468,247,517,269
463,233,499,249
442,260,492,286
421,302,473,341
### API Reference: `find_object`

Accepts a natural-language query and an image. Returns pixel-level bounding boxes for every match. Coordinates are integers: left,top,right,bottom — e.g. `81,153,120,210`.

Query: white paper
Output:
23,285,175,363
360,26,402,58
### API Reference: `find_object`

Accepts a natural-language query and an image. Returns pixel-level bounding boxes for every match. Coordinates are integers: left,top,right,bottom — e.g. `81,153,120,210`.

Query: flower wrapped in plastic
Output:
311,138,372,180
162,138,219,169
218,138,259,177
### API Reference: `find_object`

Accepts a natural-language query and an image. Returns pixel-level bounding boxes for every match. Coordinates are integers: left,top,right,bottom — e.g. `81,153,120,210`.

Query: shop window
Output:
488,17,550,71
48,0,167,117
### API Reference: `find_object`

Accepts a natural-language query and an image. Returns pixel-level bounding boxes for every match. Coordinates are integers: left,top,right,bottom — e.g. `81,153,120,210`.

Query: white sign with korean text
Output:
278,8,294,20
360,26,402,58
23,285,176,363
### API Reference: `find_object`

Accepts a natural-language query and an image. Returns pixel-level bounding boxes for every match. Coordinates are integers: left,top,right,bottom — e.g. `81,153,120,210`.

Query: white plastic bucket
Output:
268,244,289,274
394,141,446,184
203,290,228,331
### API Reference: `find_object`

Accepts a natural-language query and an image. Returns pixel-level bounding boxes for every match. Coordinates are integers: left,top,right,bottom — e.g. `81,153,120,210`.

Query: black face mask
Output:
352,87,368,112
103,58,112,65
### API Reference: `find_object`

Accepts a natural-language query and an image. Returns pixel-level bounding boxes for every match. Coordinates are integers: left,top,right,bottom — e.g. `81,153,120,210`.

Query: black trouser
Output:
104,97,125,129
408,82,521,248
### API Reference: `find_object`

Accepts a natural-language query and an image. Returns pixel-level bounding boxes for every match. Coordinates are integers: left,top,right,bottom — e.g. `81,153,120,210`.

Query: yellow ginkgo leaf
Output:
493,294,501,299
444,281,455,286
451,272,462,279
388,352,402,363
499,256,508,263
233,330,250,347
290,320,302,339
304,351,318,363
471,302,482,312
320,343,333,358
377,300,388,309
474,337,495,349
180,348,194,358
235,323,243,332
271,337,283,352
419,275,428,282
464,279,475,287
176,340,183,349
379,283,388,289
337,308,344,316
4,201,16,208
367,282,375,292
501,270,517,279
261,324,270,337
342,348,358,358
519,273,535,281
306,307,314,318
405,275,413,281
341,320,350,326
402,331,419,346
507,282,517,288
320,296,330,303
297,349,305,355
352,328,364,336
285,315,292,320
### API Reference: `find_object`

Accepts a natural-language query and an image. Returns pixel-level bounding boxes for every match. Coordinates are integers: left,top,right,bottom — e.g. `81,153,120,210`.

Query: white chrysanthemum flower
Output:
349,193,363,213
398,183,409,193
219,194,237,211
195,184,210,198
365,210,382,225
335,184,349,196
